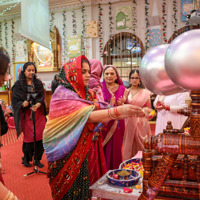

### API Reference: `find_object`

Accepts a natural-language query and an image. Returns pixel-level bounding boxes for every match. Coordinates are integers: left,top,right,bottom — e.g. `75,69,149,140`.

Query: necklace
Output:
130,88,140,98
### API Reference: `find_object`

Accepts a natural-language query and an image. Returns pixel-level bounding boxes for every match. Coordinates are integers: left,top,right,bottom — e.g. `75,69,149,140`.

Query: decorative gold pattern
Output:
27,26,61,72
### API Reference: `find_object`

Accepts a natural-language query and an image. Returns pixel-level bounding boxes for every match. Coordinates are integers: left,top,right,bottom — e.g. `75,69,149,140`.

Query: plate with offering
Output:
119,158,144,177
106,169,140,187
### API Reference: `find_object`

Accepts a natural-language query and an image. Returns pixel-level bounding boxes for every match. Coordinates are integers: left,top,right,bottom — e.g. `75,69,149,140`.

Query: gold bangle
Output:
108,108,117,120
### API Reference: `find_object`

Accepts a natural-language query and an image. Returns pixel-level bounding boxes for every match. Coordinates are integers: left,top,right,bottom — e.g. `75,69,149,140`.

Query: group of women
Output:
0,52,189,200
42,55,153,200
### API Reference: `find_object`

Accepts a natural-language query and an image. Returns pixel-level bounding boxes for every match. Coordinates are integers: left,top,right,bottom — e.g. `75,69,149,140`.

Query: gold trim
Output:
27,26,61,72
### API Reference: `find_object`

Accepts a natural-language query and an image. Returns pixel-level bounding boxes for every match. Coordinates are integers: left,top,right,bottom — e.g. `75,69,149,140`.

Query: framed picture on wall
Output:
14,61,25,82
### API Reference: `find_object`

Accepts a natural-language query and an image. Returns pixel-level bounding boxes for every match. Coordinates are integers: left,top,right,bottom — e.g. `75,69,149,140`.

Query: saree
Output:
123,89,151,161
101,65,126,170
88,59,107,185
43,56,100,200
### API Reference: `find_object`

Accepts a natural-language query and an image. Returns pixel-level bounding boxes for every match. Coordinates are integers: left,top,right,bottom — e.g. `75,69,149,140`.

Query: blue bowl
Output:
106,169,140,187
119,158,143,169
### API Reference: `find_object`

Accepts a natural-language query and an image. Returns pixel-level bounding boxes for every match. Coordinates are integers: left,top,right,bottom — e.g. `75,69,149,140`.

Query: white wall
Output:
0,0,188,86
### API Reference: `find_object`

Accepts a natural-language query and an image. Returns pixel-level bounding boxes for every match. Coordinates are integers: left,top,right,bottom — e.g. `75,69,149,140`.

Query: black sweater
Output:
0,105,8,136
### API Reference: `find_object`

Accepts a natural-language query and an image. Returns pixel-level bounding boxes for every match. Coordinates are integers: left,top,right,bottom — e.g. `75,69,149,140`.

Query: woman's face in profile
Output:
82,62,91,87
24,65,35,80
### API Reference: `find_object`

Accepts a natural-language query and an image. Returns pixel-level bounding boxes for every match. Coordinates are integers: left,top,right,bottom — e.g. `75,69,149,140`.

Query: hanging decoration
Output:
98,3,103,56
11,19,15,62
132,0,137,38
115,6,132,30
108,2,113,41
4,21,8,49
81,6,86,55
145,0,150,51
49,12,55,32
173,0,178,37
162,0,167,43
62,10,67,64
0,22,2,47
86,21,98,38
72,10,77,35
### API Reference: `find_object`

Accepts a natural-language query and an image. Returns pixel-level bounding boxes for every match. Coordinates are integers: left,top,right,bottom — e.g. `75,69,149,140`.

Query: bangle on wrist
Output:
108,108,117,120
165,105,170,111
114,107,120,117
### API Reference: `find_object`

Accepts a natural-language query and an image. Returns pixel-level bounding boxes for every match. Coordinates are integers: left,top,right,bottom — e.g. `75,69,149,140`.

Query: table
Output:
90,170,142,200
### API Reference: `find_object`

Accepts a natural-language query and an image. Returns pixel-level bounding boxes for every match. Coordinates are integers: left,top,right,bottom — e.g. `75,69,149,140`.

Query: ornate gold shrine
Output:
27,26,61,72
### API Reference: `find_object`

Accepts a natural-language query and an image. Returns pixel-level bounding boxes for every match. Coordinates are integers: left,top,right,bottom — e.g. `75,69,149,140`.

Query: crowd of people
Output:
0,51,191,200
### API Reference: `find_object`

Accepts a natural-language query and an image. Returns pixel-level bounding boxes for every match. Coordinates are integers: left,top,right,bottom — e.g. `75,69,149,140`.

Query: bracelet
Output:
165,105,170,111
114,107,120,117
108,108,117,120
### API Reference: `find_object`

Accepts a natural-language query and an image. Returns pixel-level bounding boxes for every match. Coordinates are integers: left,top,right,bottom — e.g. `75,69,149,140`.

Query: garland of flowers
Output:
0,22,2,46
11,19,15,62
4,21,8,49
108,2,113,41
49,12,55,32
81,6,86,55
173,0,177,37
98,3,103,56
23,39,27,57
132,0,137,38
162,0,167,43
145,0,150,51
72,10,77,35
62,11,67,64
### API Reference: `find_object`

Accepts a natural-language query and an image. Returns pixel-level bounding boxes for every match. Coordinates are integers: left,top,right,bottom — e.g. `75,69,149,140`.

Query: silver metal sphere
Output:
140,44,184,95
165,29,200,90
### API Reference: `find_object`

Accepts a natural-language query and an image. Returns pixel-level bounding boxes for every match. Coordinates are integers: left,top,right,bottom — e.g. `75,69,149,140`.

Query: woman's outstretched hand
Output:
120,104,145,118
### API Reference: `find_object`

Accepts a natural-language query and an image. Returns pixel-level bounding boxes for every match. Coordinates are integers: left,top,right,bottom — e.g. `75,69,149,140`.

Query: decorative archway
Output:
103,32,145,81
168,25,199,43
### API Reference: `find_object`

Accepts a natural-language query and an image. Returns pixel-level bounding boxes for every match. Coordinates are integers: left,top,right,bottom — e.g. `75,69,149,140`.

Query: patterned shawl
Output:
43,55,96,162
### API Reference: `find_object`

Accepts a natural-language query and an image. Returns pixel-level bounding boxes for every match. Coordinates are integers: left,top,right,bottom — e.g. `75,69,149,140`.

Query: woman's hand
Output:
110,94,116,106
119,104,144,118
142,107,153,117
155,101,165,110
22,101,29,108
117,96,126,106
31,103,41,112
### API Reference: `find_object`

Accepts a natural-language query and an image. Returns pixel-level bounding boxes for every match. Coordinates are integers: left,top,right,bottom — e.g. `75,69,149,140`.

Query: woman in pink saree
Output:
102,65,129,170
123,69,152,161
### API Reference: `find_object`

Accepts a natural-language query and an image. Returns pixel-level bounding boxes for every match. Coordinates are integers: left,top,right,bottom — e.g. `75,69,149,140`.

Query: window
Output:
103,32,144,81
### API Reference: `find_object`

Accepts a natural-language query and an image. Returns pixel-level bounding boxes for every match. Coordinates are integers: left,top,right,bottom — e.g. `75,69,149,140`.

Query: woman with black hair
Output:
11,62,46,168
51,74,59,94
122,69,152,161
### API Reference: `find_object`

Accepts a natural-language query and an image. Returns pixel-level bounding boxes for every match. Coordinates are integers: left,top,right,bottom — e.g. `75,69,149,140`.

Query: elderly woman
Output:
101,65,129,170
43,55,145,200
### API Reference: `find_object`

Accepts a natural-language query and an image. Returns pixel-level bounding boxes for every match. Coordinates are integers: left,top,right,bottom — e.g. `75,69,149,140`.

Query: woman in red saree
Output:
43,55,145,200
